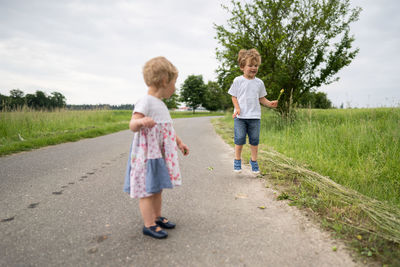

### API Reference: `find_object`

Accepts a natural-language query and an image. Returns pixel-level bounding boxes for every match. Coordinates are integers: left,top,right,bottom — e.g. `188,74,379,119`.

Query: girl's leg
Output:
235,144,243,160
250,145,258,161
153,191,170,224
140,195,167,238
139,195,157,228
153,191,162,218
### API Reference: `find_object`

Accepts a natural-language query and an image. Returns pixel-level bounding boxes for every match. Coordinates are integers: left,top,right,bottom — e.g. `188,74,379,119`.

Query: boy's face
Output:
241,59,259,79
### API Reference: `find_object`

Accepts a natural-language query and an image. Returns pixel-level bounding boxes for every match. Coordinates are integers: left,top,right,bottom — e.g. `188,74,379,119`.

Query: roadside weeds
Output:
212,117,400,266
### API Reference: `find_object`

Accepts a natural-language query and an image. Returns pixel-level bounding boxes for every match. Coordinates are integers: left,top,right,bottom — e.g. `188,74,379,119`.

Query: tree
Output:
203,81,231,111
9,89,25,109
50,92,66,108
298,91,332,108
180,75,207,113
0,93,10,111
163,92,180,109
10,89,24,98
314,92,332,109
215,0,361,114
33,91,49,109
24,93,36,109
0,89,67,111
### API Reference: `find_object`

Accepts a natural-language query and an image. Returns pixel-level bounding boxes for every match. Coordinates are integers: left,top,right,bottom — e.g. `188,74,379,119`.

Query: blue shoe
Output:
143,225,168,239
234,159,242,172
156,216,176,229
250,159,260,174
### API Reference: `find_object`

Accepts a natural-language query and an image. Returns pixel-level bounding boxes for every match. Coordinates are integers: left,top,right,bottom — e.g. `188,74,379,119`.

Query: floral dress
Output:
124,95,181,198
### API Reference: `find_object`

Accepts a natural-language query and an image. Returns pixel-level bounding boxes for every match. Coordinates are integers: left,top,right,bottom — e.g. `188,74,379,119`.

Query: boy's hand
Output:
232,109,241,118
141,117,156,128
178,143,189,156
270,100,278,108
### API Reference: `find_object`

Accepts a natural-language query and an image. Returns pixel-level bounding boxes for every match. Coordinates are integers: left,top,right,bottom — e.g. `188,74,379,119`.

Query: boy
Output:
228,49,278,173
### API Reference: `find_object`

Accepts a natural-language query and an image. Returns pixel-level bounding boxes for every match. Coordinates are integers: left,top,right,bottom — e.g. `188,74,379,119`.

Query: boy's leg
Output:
248,119,261,173
234,118,246,150
248,119,261,153
234,118,246,170
235,144,243,160
234,144,243,172
250,145,258,161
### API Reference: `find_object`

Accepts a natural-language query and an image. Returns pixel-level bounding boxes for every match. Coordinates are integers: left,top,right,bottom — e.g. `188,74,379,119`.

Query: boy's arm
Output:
259,97,278,108
232,96,241,118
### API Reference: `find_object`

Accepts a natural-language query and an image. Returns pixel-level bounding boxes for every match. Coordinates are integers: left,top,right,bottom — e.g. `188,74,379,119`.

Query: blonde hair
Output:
238,49,261,68
143,56,178,88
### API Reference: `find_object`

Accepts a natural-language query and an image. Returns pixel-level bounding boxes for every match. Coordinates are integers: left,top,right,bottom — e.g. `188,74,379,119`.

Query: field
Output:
2,107,399,263
218,107,400,205
213,107,400,263
0,109,224,156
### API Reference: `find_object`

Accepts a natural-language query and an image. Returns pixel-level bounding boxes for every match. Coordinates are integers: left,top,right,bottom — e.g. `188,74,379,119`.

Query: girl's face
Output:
162,77,177,99
241,59,259,79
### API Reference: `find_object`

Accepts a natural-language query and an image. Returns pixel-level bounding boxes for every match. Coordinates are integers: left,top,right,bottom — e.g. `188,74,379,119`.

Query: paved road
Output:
0,117,357,266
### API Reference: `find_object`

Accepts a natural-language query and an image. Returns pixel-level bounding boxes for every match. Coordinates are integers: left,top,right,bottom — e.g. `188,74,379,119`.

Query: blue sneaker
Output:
234,159,242,172
250,159,260,174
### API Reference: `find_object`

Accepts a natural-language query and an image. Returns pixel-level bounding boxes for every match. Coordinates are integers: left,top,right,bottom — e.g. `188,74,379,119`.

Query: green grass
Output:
0,109,224,156
220,107,400,206
264,108,400,206
213,107,400,265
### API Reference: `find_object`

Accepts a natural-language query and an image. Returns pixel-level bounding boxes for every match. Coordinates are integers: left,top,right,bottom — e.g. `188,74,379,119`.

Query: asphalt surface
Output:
0,117,358,266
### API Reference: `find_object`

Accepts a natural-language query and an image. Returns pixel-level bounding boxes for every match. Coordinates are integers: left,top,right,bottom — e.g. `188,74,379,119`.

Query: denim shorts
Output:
234,118,261,146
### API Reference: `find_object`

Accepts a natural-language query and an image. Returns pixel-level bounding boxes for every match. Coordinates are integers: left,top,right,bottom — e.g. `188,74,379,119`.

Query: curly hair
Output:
238,49,261,68
143,56,178,88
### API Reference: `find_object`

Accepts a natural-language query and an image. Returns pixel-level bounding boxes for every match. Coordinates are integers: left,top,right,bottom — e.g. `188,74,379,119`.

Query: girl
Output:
124,56,189,239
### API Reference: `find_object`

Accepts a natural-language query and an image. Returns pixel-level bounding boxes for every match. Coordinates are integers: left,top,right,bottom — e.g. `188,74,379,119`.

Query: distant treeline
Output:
1,89,134,111
66,104,134,110
1,89,66,111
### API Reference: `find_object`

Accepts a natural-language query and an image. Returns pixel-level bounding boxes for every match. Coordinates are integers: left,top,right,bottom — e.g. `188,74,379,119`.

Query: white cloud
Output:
0,0,399,107
322,0,400,107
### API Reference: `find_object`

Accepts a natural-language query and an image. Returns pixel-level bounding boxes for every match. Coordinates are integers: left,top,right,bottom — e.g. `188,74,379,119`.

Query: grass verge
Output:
0,109,224,156
212,109,400,266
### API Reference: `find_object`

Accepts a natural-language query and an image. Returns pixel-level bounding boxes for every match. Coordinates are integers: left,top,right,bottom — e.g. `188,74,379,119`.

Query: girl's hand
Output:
130,113,155,132
141,117,156,128
232,108,241,118
178,142,189,156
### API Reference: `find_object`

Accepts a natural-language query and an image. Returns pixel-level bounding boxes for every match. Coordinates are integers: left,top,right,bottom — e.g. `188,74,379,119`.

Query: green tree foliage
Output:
0,89,66,111
215,0,361,114
314,92,332,109
203,81,231,111
163,92,180,109
180,75,207,113
0,93,10,110
9,89,25,109
50,92,67,108
299,91,332,108
35,91,49,109
66,104,134,110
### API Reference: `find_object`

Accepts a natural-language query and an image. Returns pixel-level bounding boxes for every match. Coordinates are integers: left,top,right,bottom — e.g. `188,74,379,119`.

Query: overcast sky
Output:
0,0,399,108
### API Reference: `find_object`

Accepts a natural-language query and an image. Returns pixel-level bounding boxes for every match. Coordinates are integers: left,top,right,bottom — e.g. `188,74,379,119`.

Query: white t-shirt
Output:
228,76,267,119
133,94,172,123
